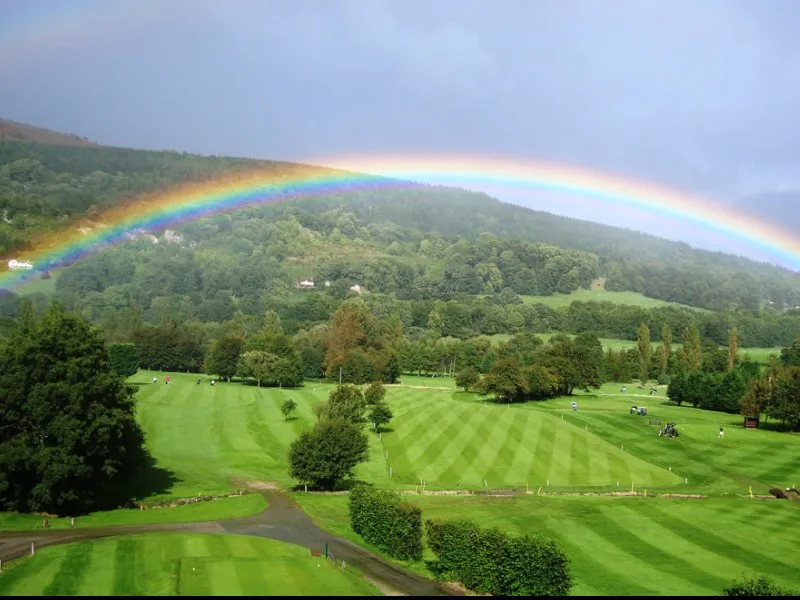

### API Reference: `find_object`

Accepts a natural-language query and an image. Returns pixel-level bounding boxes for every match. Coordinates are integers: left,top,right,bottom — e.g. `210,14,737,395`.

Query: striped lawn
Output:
294,493,800,597
130,372,799,497
381,388,680,490
0,533,380,596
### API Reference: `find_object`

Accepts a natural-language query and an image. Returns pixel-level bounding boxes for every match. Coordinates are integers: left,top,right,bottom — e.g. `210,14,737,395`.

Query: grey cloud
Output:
2,0,800,253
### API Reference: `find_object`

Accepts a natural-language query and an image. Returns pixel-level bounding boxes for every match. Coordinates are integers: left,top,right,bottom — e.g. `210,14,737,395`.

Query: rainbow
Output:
2,154,800,291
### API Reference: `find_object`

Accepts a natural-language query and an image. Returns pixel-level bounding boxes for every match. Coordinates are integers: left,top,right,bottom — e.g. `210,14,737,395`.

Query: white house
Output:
8,259,33,271
296,277,315,289
349,284,363,294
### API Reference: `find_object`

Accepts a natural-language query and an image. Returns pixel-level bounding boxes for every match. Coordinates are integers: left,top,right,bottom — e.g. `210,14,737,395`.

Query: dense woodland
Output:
3,139,800,314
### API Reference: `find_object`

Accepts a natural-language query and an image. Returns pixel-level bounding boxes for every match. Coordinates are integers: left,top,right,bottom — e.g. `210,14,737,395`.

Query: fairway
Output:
0,533,380,596
294,492,800,597
132,371,391,496
131,372,800,496
381,389,681,490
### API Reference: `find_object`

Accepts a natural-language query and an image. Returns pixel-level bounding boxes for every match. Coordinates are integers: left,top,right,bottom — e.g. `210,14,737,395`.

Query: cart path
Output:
0,487,457,597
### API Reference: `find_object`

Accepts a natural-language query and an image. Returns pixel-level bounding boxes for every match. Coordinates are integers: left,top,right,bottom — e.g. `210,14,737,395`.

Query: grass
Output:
294,492,800,597
130,371,799,497
519,288,708,311
13,271,60,296
5,370,800,595
0,494,266,532
0,533,380,596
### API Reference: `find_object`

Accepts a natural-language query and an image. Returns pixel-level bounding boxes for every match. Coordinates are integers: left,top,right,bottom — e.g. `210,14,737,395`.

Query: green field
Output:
520,288,707,311
0,533,379,596
0,494,266,532
121,372,800,496
3,370,799,595
294,493,799,596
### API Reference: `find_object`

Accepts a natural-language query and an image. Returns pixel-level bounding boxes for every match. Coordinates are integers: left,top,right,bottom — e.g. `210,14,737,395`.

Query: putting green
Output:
0,533,380,596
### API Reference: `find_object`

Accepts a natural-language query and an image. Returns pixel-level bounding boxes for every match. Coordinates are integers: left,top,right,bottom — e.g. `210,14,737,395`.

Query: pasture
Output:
0,533,379,596
519,288,706,311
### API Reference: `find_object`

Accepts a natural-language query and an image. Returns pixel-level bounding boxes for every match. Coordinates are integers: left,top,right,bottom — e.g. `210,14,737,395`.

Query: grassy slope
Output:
521,288,708,311
0,533,379,596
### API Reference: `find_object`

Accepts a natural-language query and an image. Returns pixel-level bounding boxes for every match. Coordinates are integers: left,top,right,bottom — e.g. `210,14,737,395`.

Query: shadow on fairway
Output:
104,455,179,510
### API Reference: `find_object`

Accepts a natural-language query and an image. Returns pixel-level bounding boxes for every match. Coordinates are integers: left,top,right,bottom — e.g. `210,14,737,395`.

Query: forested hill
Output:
2,136,800,312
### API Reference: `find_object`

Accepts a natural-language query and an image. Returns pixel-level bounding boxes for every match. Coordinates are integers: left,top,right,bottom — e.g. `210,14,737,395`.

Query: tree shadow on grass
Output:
102,454,180,510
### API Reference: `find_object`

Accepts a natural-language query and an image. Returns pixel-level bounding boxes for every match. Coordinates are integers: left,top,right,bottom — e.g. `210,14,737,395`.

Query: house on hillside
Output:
349,284,363,294
8,259,33,271
296,277,315,289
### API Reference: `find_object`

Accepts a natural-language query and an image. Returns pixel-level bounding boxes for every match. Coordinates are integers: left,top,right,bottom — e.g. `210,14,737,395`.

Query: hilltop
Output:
0,117,101,148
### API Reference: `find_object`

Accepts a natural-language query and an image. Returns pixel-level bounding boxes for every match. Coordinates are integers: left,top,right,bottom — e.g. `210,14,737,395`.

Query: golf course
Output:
1,370,798,596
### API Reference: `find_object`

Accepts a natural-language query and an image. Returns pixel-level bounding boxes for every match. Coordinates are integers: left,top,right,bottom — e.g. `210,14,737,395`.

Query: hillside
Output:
2,120,800,316
0,118,101,148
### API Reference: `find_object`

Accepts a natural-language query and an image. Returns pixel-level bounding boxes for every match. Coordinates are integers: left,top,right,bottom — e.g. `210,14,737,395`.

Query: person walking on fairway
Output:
718,425,724,438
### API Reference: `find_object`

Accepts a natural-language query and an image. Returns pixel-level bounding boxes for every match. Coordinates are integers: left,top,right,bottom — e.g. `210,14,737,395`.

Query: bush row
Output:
425,518,572,596
348,485,422,561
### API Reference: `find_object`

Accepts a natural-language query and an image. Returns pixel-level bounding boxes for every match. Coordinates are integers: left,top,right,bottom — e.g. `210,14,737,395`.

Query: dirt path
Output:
0,487,457,597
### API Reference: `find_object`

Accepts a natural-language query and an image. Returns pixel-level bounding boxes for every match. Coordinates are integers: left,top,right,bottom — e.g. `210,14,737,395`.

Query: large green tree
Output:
205,335,244,381
288,419,369,490
0,304,147,515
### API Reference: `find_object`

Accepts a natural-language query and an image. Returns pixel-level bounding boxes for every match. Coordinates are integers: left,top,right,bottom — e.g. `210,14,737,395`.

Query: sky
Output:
1,0,799,259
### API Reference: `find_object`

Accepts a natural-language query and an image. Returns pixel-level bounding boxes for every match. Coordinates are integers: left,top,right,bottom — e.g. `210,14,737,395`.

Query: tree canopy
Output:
0,304,147,515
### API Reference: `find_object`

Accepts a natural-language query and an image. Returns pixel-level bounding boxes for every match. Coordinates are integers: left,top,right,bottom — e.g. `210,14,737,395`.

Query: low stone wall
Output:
139,490,249,510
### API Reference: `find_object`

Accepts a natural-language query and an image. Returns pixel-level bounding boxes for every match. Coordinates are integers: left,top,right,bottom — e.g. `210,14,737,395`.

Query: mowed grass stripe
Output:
385,401,456,483
529,414,558,485
568,425,591,486
42,541,94,596
531,513,666,596
576,504,729,592
546,421,574,485
436,406,502,485
623,501,799,581
401,401,465,465
112,537,139,596
398,402,474,483
471,405,521,486
489,409,531,486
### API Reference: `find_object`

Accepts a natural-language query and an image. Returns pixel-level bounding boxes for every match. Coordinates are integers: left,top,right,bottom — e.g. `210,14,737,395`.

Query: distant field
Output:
13,271,59,295
0,533,379,596
520,288,707,311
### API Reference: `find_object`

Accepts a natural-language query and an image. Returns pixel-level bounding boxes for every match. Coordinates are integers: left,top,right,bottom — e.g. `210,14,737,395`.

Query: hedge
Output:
348,485,423,561
425,518,572,596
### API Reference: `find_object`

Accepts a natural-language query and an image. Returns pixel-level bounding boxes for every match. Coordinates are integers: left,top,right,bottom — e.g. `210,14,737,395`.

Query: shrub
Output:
722,575,798,596
349,485,423,561
425,518,572,596
657,373,671,385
